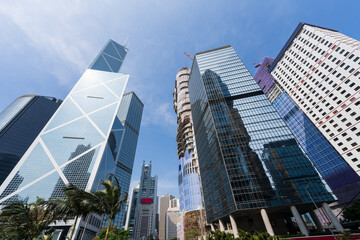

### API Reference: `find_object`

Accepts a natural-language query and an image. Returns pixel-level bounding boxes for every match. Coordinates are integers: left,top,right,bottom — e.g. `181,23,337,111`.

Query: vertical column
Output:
309,210,324,232
229,215,239,238
322,203,344,232
219,219,225,232
260,209,275,236
210,223,215,232
290,206,309,236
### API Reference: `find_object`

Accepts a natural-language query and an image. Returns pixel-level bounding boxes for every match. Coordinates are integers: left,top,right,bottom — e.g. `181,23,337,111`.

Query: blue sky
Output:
0,0,359,198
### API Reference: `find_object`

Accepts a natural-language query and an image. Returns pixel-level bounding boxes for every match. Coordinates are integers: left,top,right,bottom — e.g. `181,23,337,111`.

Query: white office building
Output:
270,23,360,175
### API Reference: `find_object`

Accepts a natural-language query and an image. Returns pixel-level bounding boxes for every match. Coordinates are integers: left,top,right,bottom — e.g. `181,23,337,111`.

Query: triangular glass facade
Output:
0,40,129,204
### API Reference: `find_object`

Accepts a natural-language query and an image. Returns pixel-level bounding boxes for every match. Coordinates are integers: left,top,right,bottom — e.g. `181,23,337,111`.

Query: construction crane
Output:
184,52,194,61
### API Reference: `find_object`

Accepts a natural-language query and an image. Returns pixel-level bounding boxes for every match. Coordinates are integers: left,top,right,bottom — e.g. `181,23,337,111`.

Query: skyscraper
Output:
269,23,360,178
166,198,180,240
173,67,205,238
0,39,131,239
133,162,158,240
0,95,61,185
188,45,340,236
124,184,140,234
103,91,144,228
254,55,360,206
159,194,174,240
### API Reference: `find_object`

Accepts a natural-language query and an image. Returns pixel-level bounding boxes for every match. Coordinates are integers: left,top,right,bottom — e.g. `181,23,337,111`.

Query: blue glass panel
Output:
0,96,33,132
88,103,119,136
104,76,128,98
71,84,118,114
41,117,104,166
0,143,56,200
50,146,101,199
44,99,83,131
90,55,112,72
72,71,102,93
91,143,116,192
103,42,121,60
111,41,127,60
8,170,62,203
103,54,121,73
111,116,124,130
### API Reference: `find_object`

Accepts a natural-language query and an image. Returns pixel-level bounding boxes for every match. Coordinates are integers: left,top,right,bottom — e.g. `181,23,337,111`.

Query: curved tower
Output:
173,67,206,239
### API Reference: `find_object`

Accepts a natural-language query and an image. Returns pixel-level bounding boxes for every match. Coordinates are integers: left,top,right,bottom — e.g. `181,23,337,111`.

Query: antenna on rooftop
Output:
253,47,261,68
123,36,129,48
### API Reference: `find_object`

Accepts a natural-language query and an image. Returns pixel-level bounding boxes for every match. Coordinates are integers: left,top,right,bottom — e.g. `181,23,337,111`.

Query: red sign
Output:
141,198,153,204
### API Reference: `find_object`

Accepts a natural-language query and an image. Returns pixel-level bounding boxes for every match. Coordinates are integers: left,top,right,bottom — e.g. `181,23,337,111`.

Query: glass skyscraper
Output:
0,95,61,185
188,46,338,236
104,91,144,229
254,57,360,205
0,39,135,239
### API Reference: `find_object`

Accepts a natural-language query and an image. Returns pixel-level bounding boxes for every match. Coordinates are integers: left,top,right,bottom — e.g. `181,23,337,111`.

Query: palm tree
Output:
0,197,59,240
63,175,127,240
48,187,95,240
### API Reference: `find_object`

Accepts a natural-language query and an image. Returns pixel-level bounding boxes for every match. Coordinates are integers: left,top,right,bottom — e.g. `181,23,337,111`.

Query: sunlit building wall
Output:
0,39,130,239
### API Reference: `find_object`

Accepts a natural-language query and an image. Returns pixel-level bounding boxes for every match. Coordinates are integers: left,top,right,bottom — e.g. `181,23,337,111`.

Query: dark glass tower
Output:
103,91,144,229
0,95,61,185
188,46,336,236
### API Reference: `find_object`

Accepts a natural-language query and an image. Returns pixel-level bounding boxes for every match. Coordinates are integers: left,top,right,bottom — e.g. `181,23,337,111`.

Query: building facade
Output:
0,39,131,239
0,95,61,185
159,194,175,240
254,55,360,204
103,91,144,229
173,67,206,238
188,45,340,236
166,198,180,240
124,184,140,235
133,162,158,240
269,23,360,178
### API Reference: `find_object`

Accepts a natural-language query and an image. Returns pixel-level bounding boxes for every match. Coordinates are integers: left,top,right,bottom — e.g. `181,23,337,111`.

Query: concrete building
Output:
133,162,158,240
159,194,175,240
166,198,180,240
187,45,342,237
173,67,206,239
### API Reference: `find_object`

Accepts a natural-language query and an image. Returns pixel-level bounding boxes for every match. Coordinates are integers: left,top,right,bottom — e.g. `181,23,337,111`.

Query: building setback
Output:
254,54,360,206
0,39,131,239
0,95,61,185
133,162,158,240
269,23,360,178
188,45,341,236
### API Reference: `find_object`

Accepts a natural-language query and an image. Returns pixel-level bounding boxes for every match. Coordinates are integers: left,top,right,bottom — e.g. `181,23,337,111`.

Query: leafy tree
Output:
185,227,201,240
0,197,58,240
48,186,95,240
343,201,360,221
93,225,130,240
